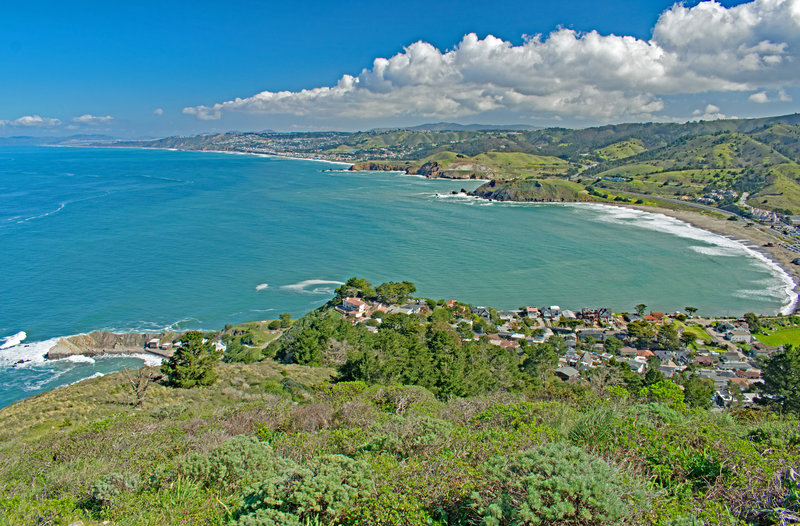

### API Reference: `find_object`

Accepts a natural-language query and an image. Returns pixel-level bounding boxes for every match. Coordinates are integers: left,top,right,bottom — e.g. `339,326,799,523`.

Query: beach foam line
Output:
0,331,27,349
0,337,60,367
280,279,344,295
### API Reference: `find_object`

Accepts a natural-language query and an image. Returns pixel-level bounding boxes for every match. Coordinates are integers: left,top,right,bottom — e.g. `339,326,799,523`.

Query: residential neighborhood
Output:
333,292,780,409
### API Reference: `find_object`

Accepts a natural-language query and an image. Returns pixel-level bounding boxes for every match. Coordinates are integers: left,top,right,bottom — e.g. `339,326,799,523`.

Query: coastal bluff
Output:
45,331,177,360
350,160,489,179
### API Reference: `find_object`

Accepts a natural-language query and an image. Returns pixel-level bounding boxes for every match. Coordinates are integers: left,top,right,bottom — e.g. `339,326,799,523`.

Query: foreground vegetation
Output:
2,282,800,525
1,362,798,526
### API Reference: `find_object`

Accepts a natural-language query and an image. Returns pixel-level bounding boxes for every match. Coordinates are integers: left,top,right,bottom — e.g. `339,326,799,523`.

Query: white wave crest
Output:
255,283,269,291
0,337,59,367
0,331,27,349
690,245,743,257
280,279,344,295
65,355,96,364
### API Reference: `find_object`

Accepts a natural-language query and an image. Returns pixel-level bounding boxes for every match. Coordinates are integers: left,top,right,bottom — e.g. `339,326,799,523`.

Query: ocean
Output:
0,146,794,408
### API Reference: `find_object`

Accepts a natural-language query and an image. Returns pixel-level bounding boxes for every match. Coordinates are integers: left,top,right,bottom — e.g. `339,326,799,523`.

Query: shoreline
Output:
588,201,800,314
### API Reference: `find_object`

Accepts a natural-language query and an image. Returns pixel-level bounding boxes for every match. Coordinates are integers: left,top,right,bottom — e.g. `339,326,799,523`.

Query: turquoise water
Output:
0,146,793,407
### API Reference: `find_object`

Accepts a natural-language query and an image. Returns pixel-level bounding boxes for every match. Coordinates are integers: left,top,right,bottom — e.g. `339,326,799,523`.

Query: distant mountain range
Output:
402,122,543,132
0,134,116,146
110,113,800,213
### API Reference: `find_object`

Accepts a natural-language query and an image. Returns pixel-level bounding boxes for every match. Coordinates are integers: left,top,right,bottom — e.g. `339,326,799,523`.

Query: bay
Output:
0,146,792,407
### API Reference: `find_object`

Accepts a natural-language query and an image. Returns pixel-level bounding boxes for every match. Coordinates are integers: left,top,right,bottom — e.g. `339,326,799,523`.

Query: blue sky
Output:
1,0,798,137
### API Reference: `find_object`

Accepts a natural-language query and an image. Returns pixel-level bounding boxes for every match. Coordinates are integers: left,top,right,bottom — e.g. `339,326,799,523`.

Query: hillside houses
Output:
335,291,775,410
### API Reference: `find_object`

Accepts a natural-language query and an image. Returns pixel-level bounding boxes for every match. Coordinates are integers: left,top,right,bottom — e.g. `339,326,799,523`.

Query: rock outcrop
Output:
45,331,177,360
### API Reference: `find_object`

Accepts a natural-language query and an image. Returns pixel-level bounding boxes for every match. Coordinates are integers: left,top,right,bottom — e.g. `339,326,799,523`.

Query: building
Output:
337,297,368,318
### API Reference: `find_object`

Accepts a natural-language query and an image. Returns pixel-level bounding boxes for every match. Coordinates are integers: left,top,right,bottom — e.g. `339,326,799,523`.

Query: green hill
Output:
2,292,798,525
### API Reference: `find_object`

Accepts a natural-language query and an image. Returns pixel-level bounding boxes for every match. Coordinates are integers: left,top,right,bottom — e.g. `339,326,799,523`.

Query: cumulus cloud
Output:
693,104,728,120
184,0,800,123
72,114,113,124
0,115,62,127
153,108,164,116
749,91,771,103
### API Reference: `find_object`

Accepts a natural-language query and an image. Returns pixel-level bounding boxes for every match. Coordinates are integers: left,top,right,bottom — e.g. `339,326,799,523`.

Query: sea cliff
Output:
45,331,177,360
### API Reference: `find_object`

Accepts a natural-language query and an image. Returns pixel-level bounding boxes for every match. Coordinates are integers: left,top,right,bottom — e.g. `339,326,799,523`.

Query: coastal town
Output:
331,293,782,409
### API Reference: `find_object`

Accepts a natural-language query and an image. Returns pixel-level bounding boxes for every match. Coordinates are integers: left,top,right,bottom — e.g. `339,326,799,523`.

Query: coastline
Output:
593,202,800,314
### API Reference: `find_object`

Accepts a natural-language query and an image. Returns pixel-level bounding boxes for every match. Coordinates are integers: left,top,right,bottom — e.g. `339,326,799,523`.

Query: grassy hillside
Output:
1,361,797,525
116,114,800,213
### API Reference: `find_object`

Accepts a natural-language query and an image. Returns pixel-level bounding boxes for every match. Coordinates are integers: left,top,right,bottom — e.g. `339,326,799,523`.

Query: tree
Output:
657,324,681,351
375,281,416,304
743,312,762,333
627,320,656,349
123,367,153,407
638,380,686,410
160,331,222,388
334,277,375,301
635,304,647,316
683,375,715,408
279,312,293,328
685,306,698,316
762,345,800,415
603,336,623,355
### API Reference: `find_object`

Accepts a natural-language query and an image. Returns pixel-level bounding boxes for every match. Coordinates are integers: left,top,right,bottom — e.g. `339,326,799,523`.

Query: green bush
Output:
182,436,290,492
90,471,141,506
473,442,644,525
234,454,374,525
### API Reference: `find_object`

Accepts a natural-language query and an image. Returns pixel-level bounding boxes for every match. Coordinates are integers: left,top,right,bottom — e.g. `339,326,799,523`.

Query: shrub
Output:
473,442,644,525
234,454,373,525
345,490,434,525
90,472,140,506
182,435,290,492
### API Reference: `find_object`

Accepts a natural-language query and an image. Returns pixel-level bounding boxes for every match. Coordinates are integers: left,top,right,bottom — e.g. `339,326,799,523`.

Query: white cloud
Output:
0,115,62,127
749,91,771,103
72,114,113,124
779,88,792,101
184,0,800,123
693,104,728,120
153,108,164,116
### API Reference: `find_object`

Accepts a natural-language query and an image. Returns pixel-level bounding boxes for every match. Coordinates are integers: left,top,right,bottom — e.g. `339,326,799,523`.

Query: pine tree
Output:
160,331,221,388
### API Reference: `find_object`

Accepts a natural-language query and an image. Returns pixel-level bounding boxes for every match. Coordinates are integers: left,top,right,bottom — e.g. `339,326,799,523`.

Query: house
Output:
581,307,612,324
736,369,761,380
561,309,577,320
337,297,368,317
636,349,655,359
621,358,645,374
525,306,540,318
578,329,606,341
722,350,746,362
694,355,718,366
498,310,519,321
555,366,580,382
726,329,753,344
719,361,751,371
620,347,639,357
147,338,160,349
472,306,492,321
565,349,580,367
579,352,595,368
659,364,679,378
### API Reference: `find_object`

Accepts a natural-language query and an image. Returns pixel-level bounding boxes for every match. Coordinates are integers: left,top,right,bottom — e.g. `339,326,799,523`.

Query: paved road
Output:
614,190,746,219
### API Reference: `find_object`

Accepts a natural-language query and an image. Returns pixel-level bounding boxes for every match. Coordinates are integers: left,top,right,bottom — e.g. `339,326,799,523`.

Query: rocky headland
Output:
45,331,178,360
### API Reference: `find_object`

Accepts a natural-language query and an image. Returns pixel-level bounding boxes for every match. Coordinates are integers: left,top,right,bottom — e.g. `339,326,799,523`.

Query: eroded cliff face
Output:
468,179,590,202
45,331,176,359
350,161,490,179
